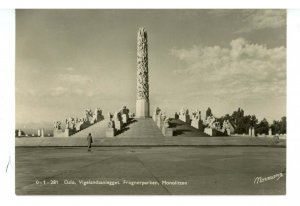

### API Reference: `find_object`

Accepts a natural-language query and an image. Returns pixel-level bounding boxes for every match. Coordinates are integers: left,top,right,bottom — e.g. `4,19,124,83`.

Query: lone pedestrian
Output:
87,133,93,152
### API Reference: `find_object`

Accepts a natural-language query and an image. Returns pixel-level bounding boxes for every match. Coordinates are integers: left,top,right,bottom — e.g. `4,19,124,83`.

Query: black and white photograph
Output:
14,9,287,195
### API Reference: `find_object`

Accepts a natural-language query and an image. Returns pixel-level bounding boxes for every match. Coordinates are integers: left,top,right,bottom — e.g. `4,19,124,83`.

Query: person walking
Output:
87,133,93,152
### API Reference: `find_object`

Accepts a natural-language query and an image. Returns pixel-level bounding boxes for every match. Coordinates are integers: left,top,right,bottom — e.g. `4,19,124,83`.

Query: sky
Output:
16,9,286,127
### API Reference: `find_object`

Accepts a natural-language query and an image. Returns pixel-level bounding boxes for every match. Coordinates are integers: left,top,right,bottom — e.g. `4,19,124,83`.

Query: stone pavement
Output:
16,146,286,195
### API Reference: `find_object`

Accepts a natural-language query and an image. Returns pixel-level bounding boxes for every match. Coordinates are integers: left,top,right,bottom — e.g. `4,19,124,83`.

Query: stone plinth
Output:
152,114,158,122
64,129,70,137
136,99,149,118
191,120,203,130
106,128,116,137
41,128,44,137
157,117,162,129
114,120,123,131
204,128,217,136
249,128,255,137
54,129,65,137
179,114,190,124
251,128,255,137
162,127,174,137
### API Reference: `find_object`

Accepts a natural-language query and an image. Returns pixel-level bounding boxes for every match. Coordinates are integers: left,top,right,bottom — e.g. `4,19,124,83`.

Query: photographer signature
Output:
254,172,284,184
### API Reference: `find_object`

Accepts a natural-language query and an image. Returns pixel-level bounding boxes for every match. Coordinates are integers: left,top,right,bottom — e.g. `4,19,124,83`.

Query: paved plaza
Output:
16,146,286,195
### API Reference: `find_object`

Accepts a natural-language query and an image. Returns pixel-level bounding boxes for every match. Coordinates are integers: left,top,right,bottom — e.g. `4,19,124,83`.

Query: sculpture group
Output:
106,106,132,137
174,107,234,136
53,108,104,137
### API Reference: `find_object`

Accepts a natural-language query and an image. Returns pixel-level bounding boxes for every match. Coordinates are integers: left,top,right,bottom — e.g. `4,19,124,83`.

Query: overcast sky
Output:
16,9,286,125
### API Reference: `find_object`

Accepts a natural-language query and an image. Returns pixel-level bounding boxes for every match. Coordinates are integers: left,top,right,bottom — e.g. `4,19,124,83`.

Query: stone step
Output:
116,118,164,138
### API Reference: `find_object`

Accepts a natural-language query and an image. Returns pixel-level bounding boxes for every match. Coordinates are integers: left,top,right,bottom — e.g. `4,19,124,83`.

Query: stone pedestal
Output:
162,127,174,137
179,114,190,124
18,130,21,137
114,120,123,131
204,128,216,136
152,114,157,122
268,128,272,136
204,128,212,136
38,129,41,137
249,128,252,136
136,99,149,118
54,129,64,137
41,128,44,137
106,128,116,137
64,129,70,137
191,120,202,130
251,128,255,137
157,117,162,129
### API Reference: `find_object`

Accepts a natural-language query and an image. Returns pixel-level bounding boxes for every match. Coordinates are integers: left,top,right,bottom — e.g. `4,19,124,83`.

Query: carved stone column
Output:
136,27,150,118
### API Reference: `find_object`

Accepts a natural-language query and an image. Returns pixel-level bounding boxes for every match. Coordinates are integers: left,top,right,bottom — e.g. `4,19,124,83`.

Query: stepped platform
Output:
15,118,286,147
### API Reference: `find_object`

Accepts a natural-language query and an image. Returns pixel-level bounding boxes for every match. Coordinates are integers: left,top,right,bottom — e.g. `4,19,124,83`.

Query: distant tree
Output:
242,115,251,133
249,115,258,128
269,116,286,135
280,116,286,134
271,120,281,134
231,107,244,125
229,108,247,134
255,118,269,135
206,107,212,119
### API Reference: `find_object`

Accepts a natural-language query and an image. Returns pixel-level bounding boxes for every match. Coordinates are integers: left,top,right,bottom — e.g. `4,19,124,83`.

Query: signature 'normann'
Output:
254,173,284,184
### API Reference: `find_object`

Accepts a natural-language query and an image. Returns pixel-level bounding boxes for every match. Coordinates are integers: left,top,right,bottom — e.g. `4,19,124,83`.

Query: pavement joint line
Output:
132,153,171,195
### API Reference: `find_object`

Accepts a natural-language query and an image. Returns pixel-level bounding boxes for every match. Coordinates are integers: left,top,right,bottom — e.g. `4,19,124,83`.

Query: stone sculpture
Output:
54,121,62,130
152,107,161,122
